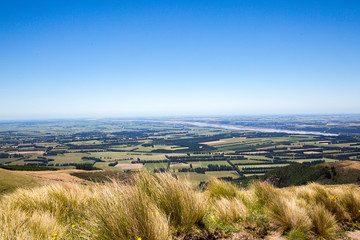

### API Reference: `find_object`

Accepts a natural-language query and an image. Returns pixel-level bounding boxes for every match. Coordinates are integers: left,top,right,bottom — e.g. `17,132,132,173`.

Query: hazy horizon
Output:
1,0,359,120
1,113,360,122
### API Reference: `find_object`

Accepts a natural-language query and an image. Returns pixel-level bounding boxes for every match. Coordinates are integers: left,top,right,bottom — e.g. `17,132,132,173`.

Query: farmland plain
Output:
0,116,360,186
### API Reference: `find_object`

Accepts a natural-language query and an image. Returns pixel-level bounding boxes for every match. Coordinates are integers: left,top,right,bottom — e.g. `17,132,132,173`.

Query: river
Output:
167,121,339,136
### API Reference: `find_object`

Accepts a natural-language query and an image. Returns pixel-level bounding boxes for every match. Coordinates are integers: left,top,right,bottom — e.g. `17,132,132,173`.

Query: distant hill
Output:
262,160,360,187
0,168,39,194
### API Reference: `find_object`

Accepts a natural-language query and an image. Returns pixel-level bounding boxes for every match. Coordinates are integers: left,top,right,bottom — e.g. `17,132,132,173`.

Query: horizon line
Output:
1,113,360,122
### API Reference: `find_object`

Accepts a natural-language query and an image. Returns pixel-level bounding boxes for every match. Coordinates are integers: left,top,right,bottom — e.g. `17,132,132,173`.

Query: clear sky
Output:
1,0,359,119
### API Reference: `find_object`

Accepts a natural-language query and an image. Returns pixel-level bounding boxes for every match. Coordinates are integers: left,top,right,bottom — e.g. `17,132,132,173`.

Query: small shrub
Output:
244,211,269,238
75,163,100,170
0,165,58,171
286,227,308,240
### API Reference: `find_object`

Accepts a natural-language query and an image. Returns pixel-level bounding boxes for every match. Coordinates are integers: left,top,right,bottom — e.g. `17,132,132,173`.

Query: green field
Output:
206,170,239,178
189,161,230,168
175,172,212,186
144,162,168,172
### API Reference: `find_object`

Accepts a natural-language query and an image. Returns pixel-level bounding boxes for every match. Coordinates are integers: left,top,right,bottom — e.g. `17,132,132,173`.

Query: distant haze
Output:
1,0,359,120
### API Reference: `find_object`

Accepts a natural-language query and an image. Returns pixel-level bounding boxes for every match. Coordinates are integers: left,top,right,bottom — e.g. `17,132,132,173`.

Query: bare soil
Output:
16,169,89,184
338,160,360,170
347,230,360,240
242,151,268,154
115,163,144,169
10,151,45,155
200,140,226,145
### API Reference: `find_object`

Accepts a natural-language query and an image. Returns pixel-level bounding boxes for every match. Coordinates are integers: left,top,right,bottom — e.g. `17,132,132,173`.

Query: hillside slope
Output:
0,168,39,194
263,160,360,187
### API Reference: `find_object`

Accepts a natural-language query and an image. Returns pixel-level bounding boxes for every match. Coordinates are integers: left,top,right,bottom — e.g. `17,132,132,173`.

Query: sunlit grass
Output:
0,174,359,239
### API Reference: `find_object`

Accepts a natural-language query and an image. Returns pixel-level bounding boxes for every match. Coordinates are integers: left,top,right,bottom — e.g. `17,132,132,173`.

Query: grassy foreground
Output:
0,172,359,240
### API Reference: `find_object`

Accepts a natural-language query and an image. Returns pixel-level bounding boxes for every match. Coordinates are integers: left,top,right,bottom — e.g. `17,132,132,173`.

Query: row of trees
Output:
178,164,234,174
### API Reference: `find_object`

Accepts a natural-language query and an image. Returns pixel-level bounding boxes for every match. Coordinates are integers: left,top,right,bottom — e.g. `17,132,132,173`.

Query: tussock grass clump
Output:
296,183,350,222
135,172,208,232
336,188,360,222
206,178,253,209
206,178,240,199
212,197,247,224
204,179,251,233
0,173,359,240
250,181,279,209
0,208,66,240
3,183,93,223
90,181,170,240
286,227,308,240
267,198,311,234
309,204,339,239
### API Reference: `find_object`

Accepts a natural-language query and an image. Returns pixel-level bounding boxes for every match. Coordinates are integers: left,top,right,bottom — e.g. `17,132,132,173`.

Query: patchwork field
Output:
0,117,360,186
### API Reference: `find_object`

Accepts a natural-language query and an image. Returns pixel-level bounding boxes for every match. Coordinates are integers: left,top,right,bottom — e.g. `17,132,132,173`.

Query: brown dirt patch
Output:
264,232,286,240
327,160,360,170
16,169,90,184
115,163,144,169
10,151,45,155
200,137,247,145
304,151,322,154
319,161,360,185
289,148,321,152
347,230,360,240
232,232,261,240
200,140,226,145
242,151,268,154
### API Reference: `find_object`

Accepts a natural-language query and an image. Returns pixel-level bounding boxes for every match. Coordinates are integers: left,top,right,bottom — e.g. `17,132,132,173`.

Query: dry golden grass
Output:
267,198,312,234
309,204,339,239
18,169,89,184
3,182,93,223
135,172,208,232
335,187,360,221
295,183,351,222
0,208,66,240
90,181,170,240
212,197,247,224
250,181,279,209
206,178,240,199
0,174,359,239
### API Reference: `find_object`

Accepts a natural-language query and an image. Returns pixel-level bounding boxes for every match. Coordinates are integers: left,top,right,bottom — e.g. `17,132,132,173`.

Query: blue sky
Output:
1,0,359,119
